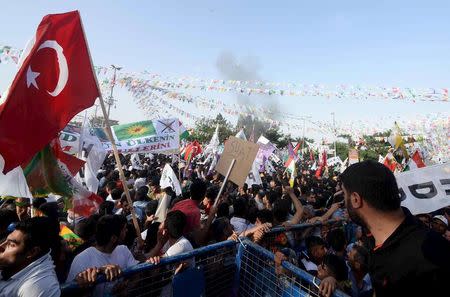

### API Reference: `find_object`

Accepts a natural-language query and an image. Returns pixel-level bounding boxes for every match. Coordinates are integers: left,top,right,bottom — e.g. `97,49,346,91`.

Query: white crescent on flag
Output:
26,40,68,97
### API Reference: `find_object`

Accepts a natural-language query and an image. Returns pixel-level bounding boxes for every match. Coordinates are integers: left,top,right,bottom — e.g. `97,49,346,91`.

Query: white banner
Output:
396,163,450,215
61,118,180,155
105,118,180,154
327,156,343,167
160,163,182,196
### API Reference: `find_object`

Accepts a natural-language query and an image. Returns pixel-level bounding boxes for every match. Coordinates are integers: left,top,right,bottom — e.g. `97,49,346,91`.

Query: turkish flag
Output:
0,11,99,173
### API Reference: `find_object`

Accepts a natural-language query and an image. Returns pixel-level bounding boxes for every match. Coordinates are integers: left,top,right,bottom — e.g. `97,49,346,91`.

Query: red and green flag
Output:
23,139,102,217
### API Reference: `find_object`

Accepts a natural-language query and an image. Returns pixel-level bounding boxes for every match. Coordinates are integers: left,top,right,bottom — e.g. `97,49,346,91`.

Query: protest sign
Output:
349,149,359,165
396,163,450,214
104,118,180,154
215,136,259,187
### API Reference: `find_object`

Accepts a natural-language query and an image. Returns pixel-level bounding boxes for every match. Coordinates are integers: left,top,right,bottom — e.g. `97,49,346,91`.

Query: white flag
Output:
204,124,220,156
0,156,32,199
245,160,262,186
160,163,182,196
235,129,247,141
396,163,450,215
131,153,143,170
76,126,107,193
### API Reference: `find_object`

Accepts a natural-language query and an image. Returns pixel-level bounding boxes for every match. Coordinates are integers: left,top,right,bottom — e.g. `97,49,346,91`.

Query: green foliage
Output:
188,114,235,143
335,142,349,161
335,132,392,161
265,127,291,148
189,114,393,161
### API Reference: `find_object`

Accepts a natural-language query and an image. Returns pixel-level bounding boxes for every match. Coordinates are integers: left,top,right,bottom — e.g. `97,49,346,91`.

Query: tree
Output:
265,126,290,148
337,131,391,162
188,114,235,143
335,142,349,162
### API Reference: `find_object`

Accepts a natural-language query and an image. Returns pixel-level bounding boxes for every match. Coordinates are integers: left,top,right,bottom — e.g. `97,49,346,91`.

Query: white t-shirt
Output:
301,258,318,273
0,253,60,297
162,236,195,267
66,245,139,296
230,217,255,235
160,237,195,297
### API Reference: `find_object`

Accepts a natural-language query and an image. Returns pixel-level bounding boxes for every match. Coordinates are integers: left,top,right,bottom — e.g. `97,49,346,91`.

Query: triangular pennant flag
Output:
235,129,247,140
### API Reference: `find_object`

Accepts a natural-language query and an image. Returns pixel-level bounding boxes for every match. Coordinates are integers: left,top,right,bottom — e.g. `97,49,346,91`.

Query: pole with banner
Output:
80,17,142,241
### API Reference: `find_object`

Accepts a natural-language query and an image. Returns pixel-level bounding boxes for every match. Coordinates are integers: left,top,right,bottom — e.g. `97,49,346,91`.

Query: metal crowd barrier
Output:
237,239,349,297
61,220,350,297
61,240,237,297
259,220,347,254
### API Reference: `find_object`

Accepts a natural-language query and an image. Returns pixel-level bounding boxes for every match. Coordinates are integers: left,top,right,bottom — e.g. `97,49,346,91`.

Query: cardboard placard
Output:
348,149,359,165
215,136,259,187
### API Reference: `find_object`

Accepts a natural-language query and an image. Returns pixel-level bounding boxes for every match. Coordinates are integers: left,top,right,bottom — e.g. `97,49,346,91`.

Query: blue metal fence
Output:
238,239,348,297
259,220,347,254
61,240,237,297
61,221,350,297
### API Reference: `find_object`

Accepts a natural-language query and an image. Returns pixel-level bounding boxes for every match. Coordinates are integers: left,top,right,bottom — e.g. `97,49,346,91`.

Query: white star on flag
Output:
26,66,40,89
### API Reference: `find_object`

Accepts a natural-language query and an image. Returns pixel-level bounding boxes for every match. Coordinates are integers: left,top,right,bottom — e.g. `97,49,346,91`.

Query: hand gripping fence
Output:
61,221,350,297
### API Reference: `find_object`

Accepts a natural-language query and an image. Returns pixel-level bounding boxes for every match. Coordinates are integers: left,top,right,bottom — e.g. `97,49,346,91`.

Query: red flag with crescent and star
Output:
0,11,99,174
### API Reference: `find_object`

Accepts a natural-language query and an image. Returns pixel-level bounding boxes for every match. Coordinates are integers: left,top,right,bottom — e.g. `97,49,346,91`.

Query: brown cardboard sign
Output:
215,136,259,187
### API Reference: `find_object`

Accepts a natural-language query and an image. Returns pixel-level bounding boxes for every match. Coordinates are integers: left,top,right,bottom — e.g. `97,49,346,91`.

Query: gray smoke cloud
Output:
216,51,280,119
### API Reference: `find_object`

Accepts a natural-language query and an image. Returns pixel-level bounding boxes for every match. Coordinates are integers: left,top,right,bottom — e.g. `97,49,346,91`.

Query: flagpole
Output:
78,13,142,241
178,153,182,182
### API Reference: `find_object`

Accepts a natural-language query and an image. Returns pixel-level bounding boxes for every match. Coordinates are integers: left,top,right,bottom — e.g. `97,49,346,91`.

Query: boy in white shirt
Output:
146,210,194,267
66,215,139,296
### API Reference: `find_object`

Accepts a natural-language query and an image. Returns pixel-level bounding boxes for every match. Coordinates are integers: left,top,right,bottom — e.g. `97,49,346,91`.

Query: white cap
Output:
433,215,448,226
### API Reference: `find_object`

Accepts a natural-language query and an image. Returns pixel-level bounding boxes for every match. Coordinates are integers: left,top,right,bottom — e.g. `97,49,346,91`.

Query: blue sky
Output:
1,1,449,138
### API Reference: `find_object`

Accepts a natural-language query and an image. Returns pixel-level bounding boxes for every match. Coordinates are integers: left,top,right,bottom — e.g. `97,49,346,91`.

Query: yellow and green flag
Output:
112,120,156,141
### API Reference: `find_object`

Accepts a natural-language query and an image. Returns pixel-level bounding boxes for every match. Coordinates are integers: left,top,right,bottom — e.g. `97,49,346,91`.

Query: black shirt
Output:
369,207,450,297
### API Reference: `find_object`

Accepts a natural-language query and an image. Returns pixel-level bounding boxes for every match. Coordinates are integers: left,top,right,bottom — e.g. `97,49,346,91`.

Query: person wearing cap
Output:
431,215,448,235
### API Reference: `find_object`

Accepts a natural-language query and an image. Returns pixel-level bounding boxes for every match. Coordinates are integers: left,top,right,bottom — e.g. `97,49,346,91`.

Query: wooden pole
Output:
213,158,236,207
79,13,142,241
178,153,182,182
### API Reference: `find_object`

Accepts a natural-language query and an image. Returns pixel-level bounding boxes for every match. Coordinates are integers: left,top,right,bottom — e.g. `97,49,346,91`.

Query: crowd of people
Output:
0,152,449,297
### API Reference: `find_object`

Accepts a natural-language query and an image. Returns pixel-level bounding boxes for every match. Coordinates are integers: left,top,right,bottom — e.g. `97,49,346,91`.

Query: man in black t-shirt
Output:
338,160,450,297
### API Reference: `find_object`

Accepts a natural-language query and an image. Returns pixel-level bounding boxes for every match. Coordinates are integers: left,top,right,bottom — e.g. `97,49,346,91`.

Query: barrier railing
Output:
61,220,351,297
238,239,349,297
61,240,237,297
259,220,347,253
